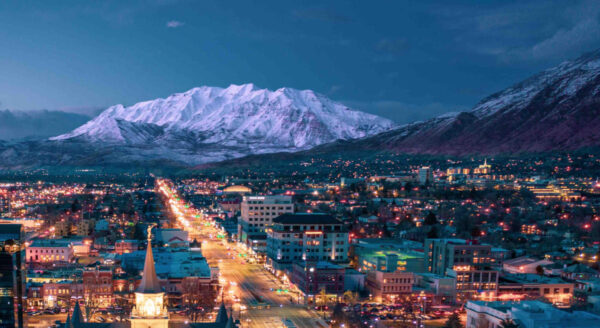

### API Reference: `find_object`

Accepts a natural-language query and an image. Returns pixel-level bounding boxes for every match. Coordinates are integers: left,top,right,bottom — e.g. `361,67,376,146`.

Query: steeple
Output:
71,301,84,326
225,314,234,328
137,224,162,293
216,301,228,323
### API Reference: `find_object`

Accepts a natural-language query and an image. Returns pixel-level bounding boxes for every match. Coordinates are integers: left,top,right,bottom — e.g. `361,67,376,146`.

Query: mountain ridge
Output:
51,83,394,149
332,49,600,156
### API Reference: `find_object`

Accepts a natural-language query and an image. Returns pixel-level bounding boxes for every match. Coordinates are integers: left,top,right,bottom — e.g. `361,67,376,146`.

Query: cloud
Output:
327,85,343,95
523,19,600,60
343,100,468,124
433,0,600,63
166,20,184,28
292,7,352,23
53,106,106,117
32,1,185,27
376,38,409,54
372,37,409,63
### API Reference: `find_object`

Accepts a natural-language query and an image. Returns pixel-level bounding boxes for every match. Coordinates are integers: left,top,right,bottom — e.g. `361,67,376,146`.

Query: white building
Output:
266,213,348,273
466,300,600,328
26,239,74,263
503,256,553,274
155,228,189,248
238,195,294,253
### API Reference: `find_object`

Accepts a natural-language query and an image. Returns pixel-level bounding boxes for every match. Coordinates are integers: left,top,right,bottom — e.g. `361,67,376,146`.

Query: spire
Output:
225,313,234,328
71,301,84,326
137,224,162,293
216,301,228,323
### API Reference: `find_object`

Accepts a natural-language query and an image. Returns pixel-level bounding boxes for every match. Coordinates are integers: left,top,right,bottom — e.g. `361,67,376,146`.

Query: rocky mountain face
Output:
0,84,393,168
3,49,600,169
343,50,600,155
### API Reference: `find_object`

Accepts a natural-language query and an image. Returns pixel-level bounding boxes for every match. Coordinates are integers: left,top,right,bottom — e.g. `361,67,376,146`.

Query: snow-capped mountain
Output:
42,84,393,165
329,49,600,155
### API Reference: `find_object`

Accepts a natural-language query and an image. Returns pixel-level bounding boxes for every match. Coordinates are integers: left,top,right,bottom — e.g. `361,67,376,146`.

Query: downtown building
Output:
265,213,349,274
25,239,74,265
466,300,600,328
425,238,498,302
0,224,25,328
350,239,422,304
237,195,294,255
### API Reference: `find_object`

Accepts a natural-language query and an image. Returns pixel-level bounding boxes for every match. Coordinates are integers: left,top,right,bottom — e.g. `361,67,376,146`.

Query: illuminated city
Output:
2,1,600,328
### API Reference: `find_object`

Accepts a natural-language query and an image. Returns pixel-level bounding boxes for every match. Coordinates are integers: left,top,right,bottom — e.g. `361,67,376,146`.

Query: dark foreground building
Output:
0,224,25,328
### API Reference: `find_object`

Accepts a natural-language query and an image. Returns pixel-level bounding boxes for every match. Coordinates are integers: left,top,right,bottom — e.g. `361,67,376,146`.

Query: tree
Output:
535,265,544,276
427,226,439,239
319,288,328,306
71,199,82,213
424,212,437,225
342,290,357,305
500,319,520,328
404,182,413,195
443,312,464,328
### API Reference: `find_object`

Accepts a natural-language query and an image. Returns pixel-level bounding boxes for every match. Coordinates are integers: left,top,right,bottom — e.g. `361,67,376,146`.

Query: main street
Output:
156,179,327,328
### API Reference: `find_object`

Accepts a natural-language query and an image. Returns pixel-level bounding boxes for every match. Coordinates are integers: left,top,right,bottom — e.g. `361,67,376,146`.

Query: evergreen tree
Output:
442,313,464,328
424,212,437,225
535,265,544,276
427,226,439,239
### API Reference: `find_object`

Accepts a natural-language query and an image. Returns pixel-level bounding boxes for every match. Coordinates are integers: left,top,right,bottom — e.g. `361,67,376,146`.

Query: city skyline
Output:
1,2,600,328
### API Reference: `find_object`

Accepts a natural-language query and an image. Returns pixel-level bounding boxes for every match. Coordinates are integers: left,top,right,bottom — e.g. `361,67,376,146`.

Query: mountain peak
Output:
224,83,258,94
50,84,394,164
348,48,600,155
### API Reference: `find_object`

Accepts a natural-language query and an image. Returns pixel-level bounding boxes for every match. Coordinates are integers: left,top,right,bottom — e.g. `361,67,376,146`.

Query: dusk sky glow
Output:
2,0,600,123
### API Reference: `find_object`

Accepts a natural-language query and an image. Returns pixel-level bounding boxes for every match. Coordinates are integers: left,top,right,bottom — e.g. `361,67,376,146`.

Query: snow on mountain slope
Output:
52,84,394,149
322,49,600,155
472,50,600,118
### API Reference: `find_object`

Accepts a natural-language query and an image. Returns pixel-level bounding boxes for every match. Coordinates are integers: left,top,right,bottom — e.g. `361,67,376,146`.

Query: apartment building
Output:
425,238,498,301
238,195,294,254
266,213,348,273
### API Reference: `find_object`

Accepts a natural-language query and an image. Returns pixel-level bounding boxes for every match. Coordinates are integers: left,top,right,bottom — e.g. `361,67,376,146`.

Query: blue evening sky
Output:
1,0,600,124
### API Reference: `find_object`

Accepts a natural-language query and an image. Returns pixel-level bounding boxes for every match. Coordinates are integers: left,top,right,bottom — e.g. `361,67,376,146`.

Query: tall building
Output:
425,239,498,301
238,195,294,254
418,167,432,185
0,224,25,328
266,213,349,273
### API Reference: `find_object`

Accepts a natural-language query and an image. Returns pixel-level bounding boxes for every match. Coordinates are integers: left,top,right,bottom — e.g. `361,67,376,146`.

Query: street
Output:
157,179,327,328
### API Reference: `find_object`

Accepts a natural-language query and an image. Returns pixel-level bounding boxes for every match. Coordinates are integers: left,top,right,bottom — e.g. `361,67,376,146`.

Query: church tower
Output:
130,224,169,328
